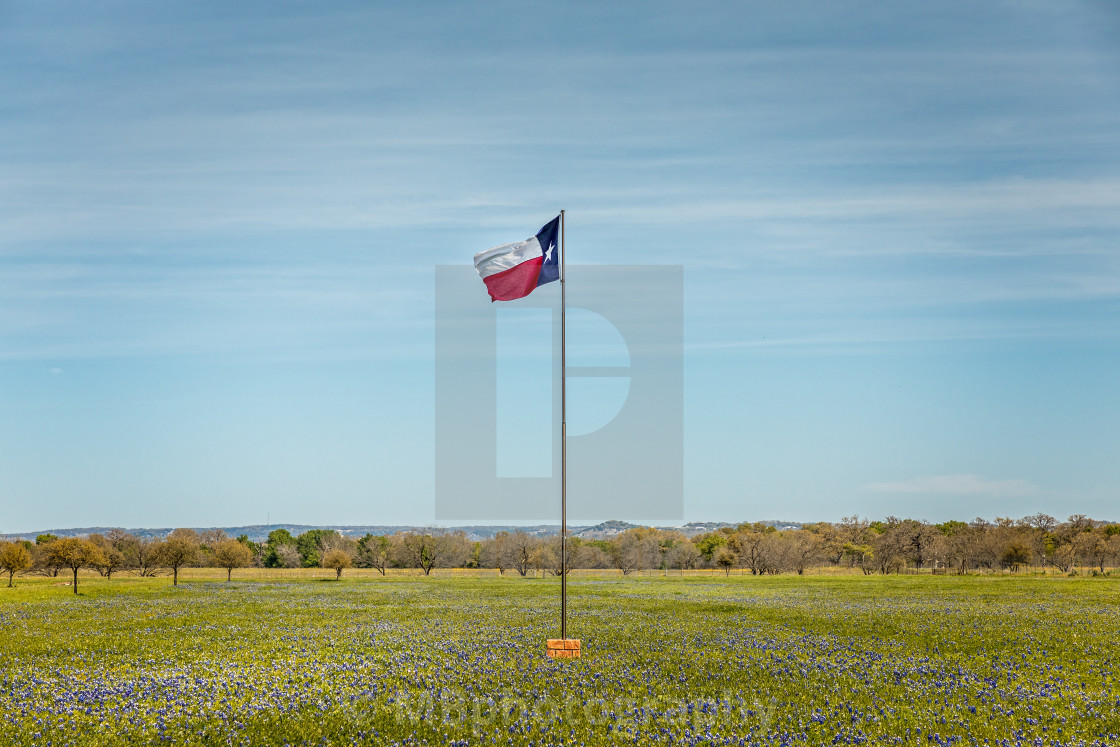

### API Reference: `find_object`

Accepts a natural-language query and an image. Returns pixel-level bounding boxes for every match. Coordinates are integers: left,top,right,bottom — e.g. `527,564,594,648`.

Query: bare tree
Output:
944,528,975,574
1048,543,1076,573
393,531,468,575
1072,530,1107,573
320,531,356,555
508,531,535,577
758,533,789,574
533,535,580,577
1107,534,1120,570
129,538,164,577
274,544,301,568
837,516,870,565
199,529,229,545
870,521,907,574
666,541,701,573
966,519,1001,570
481,531,512,575
357,534,391,575
610,530,657,575
1021,513,1058,532
620,529,669,574
573,543,611,570
782,531,822,575
104,528,134,547
730,525,774,575
530,541,558,576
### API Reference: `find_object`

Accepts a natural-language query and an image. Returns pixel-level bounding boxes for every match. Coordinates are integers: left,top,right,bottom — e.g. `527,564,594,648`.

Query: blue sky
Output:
2,1,1119,531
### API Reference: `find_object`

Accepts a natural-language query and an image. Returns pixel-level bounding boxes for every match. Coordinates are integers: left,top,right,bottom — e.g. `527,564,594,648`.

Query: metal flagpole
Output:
560,209,567,642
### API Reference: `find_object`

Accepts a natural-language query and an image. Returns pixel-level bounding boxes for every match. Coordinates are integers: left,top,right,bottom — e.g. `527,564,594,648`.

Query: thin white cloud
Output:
865,474,1039,498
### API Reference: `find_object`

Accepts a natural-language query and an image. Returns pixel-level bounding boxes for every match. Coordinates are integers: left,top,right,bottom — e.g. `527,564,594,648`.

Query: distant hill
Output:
3,519,803,543
575,520,640,538
575,520,801,538
3,524,549,543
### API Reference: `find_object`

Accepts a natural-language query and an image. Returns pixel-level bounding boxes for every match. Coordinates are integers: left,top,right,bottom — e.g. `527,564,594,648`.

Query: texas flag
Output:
473,215,560,302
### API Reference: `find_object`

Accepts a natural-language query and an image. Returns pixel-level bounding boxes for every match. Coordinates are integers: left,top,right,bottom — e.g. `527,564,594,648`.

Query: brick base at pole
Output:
546,639,581,659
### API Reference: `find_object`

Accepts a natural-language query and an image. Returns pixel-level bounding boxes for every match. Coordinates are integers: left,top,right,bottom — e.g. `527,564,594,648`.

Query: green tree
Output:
262,546,282,568
843,542,876,575
1001,542,1032,572
236,534,263,563
267,528,294,545
0,541,32,587
295,530,324,567
936,520,969,536
694,533,727,562
263,529,297,568
44,537,107,594
465,541,482,569
295,529,342,568
715,548,737,576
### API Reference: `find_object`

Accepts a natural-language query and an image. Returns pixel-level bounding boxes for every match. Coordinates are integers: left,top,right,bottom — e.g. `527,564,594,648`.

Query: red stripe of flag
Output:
481,256,544,302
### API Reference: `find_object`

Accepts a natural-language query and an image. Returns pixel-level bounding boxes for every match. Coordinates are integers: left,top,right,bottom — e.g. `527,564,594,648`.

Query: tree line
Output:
2,513,1119,591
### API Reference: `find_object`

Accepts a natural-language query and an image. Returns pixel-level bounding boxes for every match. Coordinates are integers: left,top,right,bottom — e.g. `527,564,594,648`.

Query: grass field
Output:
1,574,1118,746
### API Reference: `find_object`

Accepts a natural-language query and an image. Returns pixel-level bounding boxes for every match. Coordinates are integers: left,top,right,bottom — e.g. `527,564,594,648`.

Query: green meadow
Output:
1,572,1118,746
